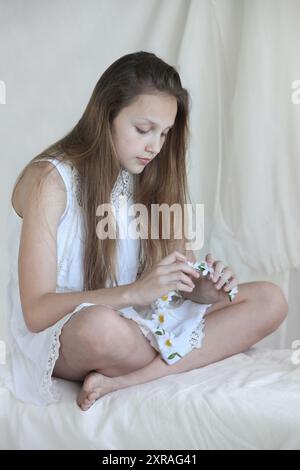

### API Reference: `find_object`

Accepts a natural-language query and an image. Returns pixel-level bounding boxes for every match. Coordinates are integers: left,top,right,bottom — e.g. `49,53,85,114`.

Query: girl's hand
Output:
130,251,201,308
183,253,239,304
205,253,238,293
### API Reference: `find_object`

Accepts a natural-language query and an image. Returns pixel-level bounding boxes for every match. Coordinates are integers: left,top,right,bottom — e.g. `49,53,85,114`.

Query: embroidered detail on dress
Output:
71,165,135,210
111,168,134,210
71,166,82,207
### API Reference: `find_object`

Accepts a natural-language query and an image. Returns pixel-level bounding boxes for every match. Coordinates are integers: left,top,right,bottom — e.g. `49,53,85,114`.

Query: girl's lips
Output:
137,157,151,165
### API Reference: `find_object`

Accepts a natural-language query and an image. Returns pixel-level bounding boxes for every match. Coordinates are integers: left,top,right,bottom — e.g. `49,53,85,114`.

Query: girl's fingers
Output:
215,268,233,290
168,272,195,289
157,252,238,294
167,262,200,279
205,253,214,267
158,250,187,266
160,274,194,293
174,282,194,293
223,278,238,292
210,261,225,282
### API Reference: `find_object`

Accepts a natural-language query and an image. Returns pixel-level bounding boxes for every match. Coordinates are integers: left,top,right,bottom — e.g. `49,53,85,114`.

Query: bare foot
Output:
77,371,121,411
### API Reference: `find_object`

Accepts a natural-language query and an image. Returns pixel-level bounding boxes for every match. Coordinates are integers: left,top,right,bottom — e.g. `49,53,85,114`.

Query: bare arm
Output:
18,162,136,333
29,286,136,333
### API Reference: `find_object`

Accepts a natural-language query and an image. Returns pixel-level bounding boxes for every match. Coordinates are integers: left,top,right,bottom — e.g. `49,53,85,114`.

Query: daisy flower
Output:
156,290,180,308
188,260,214,276
161,331,176,352
228,286,239,302
159,331,183,361
152,311,167,334
195,261,214,276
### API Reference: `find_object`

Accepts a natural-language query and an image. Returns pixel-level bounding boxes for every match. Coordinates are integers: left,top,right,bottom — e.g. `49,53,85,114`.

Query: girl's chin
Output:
121,159,146,174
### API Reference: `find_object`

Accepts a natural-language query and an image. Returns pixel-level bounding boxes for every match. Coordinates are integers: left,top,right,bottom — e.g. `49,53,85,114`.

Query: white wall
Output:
0,0,187,339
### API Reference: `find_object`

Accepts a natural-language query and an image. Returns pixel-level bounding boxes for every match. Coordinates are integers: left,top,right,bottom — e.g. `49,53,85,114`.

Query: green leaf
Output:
167,353,177,360
155,330,163,335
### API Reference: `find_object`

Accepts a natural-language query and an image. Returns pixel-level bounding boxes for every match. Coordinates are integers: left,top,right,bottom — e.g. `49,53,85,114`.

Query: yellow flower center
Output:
165,339,172,348
161,295,169,301
158,313,165,323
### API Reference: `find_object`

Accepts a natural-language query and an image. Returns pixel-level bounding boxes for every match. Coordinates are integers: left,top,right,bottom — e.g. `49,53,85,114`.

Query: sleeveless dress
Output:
4,157,212,406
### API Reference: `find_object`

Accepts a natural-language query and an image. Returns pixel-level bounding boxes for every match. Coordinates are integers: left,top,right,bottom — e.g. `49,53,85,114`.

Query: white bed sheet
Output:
0,347,299,450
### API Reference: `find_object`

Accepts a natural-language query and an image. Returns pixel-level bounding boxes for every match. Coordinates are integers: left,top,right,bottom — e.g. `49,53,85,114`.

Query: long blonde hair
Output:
11,51,192,290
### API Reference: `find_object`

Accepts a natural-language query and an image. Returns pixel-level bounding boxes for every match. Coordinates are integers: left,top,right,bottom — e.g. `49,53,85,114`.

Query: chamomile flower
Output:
196,261,214,276
156,291,179,308
188,260,213,276
152,311,166,331
161,331,176,351
228,286,239,302
159,331,183,362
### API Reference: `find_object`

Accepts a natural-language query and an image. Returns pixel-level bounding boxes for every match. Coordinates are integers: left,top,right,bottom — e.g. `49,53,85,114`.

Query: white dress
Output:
4,157,212,406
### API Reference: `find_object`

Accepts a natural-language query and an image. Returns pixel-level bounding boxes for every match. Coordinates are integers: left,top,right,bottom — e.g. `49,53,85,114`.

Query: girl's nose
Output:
146,137,160,155
145,146,155,156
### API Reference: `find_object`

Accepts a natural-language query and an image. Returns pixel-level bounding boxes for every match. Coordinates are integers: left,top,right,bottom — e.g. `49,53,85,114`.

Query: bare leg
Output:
77,281,287,411
53,305,157,381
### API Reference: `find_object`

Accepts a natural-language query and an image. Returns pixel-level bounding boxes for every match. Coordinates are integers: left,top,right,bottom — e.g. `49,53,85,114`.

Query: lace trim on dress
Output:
71,165,134,210
189,315,206,349
39,317,70,403
111,168,134,210
71,165,82,207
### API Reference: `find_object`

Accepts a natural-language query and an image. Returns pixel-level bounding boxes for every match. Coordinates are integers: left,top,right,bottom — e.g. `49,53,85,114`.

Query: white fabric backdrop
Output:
0,0,299,350
179,0,300,349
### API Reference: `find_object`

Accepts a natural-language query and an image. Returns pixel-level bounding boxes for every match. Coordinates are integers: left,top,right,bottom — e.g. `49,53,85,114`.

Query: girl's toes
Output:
83,399,91,409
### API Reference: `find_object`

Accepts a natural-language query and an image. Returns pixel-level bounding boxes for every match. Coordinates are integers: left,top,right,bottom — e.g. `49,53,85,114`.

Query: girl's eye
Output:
136,128,148,135
136,127,167,138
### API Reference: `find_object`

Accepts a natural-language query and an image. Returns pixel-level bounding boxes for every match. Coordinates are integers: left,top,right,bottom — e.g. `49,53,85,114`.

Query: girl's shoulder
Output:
12,160,67,219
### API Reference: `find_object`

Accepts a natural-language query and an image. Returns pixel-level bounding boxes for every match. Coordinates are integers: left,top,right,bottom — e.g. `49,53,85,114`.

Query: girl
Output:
8,51,288,411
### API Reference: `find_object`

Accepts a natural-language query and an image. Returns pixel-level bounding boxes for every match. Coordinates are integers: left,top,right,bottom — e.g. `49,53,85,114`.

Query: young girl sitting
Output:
8,51,288,411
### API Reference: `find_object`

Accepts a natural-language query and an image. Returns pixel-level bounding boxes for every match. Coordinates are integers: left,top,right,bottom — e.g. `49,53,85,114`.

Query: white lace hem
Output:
39,313,74,403
189,315,206,349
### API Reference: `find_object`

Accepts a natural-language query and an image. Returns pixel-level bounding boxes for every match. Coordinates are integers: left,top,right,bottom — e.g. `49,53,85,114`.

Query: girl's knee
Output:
75,305,137,356
256,282,288,332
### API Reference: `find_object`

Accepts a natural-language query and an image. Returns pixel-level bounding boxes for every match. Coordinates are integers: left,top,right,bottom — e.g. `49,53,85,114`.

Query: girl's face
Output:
111,93,177,174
